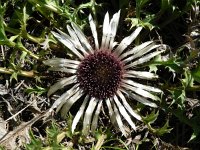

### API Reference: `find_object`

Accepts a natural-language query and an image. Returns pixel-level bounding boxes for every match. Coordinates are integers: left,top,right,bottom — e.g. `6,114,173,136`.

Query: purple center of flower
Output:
77,51,123,99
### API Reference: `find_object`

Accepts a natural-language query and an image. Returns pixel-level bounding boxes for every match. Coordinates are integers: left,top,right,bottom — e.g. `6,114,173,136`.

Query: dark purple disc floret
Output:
77,50,123,99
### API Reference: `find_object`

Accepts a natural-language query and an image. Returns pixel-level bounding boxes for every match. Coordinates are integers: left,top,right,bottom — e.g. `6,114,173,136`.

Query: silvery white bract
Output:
43,10,165,136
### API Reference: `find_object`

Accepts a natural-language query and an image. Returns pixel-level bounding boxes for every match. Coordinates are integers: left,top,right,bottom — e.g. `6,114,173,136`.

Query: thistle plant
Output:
44,10,166,136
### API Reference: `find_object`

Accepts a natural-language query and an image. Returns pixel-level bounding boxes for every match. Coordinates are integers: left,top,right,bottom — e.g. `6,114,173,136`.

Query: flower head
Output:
44,10,165,136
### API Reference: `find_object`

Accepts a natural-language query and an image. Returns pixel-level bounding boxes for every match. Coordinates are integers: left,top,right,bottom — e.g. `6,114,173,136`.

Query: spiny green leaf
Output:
127,18,139,29
0,4,18,47
143,110,159,124
46,122,60,141
25,130,43,150
188,124,200,142
182,69,194,88
149,64,158,73
25,86,47,95
126,18,155,30
20,51,28,61
153,120,173,136
143,111,172,136
9,35,19,42
0,3,8,42
10,72,18,82
170,89,186,108
152,57,183,73
189,132,197,142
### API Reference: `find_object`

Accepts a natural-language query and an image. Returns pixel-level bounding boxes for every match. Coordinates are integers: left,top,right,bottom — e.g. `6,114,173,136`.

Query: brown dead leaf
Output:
0,113,45,150
0,117,8,139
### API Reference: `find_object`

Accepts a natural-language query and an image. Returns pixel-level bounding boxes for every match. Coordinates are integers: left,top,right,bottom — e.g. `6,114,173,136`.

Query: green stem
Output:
2,39,40,60
3,22,19,35
0,67,35,78
0,67,48,79
15,42,39,60
135,0,141,19
4,22,44,44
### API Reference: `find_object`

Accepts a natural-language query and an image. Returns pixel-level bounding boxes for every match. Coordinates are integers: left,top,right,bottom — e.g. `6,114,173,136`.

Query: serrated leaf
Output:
26,130,43,150
28,0,62,14
10,72,18,82
143,111,172,136
0,4,16,47
170,89,186,108
153,57,183,73
154,120,172,136
188,132,197,142
149,64,158,73
126,18,139,29
126,17,155,30
182,69,194,88
9,35,19,42
188,123,200,142
143,110,159,124
25,86,47,95
20,51,27,61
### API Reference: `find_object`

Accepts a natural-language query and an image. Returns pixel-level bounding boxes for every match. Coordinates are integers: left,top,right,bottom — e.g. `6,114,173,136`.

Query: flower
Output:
43,10,165,136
